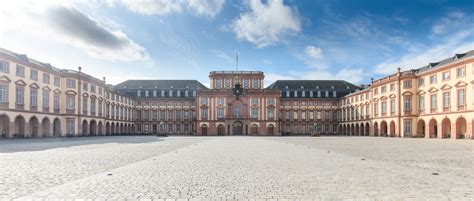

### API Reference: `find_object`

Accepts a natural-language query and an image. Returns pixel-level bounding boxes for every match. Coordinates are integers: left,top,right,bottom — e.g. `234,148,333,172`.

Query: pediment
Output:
15,79,27,86
29,83,39,89
402,91,413,96
440,84,452,90
42,86,51,91
454,81,468,88
65,90,77,95
428,87,438,93
388,94,396,99
82,93,89,97
380,96,388,100
417,90,426,95
98,97,103,101
0,75,11,83
373,98,379,102
90,95,97,99
53,89,61,94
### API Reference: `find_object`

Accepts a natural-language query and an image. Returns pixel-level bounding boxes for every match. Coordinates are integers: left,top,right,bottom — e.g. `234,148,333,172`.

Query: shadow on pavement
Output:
0,136,165,153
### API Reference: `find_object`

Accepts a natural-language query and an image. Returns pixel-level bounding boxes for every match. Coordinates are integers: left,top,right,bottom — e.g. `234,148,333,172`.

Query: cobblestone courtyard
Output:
1,136,472,200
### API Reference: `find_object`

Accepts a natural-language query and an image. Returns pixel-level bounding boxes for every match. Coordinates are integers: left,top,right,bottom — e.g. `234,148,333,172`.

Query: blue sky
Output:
0,0,473,86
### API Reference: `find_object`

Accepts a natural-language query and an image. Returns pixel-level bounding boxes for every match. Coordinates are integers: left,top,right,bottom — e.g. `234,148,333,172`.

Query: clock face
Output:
233,83,243,96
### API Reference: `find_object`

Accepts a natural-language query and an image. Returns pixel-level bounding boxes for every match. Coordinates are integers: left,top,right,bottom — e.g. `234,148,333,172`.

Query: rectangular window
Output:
217,108,224,118
200,98,208,105
184,111,189,120
390,99,395,114
457,89,465,106
251,98,258,105
16,65,24,77
381,86,387,93
67,79,76,88
404,97,411,112
30,89,37,107
91,85,96,93
30,69,38,80
268,98,274,105
83,82,88,91
251,108,258,118
201,109,208,119
54,77,60,87
374,88,378,95
419,95,425,112
43,73,50,84
0,59,9,73
374,103,378,116
293,111,298,120
285,111,290,120
67,95,75,110
152,111,158,120
54,93,60,110
67,119,75,135
457,67,465,77
381,101,387,114
42,90,49,108
168,111,174,120
443,92,450,109
390,83,395,91
217,98,224,105
403,80,412,89
404,120,412,137
215,79,222,88
268,109,274,119
90,99,96,113
430,94,437,109
442,71,450,81
82,97,87,114
430,75,437,84
418,78,424,87
0,84,7,102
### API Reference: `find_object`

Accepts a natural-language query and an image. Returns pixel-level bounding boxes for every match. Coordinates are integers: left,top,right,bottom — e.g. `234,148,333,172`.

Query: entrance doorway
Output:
233,121,243,135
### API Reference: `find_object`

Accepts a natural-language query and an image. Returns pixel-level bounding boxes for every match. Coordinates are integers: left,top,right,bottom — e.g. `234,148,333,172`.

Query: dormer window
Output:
333,91,337,97
193,90,196,97
169,90,173,97
145,90,149,97
153,90,157,97
137,90,141,97
331,86,334,89
161,90,165,97
286,91,290,97
294,91,298,97
325,91,329,97
346,86,350,89
301,86,304,89
177,90,181,97
316,86,319,89
310,91,313,97
185,90,189,97
317,91,321,97
285,86,288,89
302,91,306,97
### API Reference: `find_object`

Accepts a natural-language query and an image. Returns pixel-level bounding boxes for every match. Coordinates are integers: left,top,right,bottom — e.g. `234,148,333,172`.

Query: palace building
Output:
0,47,472,139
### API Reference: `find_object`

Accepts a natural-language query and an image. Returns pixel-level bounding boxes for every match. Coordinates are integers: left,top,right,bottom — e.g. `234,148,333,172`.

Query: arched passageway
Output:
217,124,225,135
250,124,258,135
98,121,103,135
90,120,97,136
389,121,396,137
380,121,388,136
0,114,10,137
429,119,438,138
106,122,110,135
416,119,425,138
441,118,451,139
42,118,51,137
455,117,467,139
30,117,39,138
373,122,379,136
14,116,26,137
82,120,88,136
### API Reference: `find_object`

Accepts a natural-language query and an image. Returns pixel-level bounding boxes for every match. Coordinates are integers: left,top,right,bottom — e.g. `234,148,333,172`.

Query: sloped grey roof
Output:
114,80,207,90
416,50,474,73
114,80,207,98
266,80,360,98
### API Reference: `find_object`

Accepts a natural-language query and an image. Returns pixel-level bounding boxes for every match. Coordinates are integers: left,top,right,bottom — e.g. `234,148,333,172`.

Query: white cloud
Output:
431,11,466,35
232,0,301,48
211,49,234,64
305,45,322,58
114,0,224,17
119,0,183,16
0,1,150,62
264,72,296,87
187,0,225,17
375,30,474,75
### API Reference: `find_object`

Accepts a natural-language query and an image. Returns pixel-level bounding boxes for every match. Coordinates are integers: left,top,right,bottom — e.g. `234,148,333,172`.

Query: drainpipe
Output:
397,67,402,137
78,66,82,137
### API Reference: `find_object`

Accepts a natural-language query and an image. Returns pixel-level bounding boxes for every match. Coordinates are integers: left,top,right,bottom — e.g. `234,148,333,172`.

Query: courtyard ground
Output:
0,136,472,200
